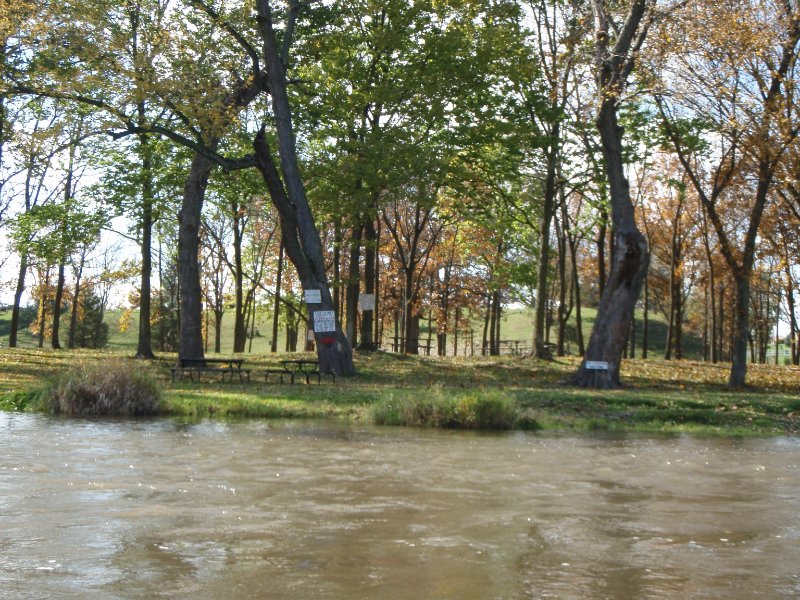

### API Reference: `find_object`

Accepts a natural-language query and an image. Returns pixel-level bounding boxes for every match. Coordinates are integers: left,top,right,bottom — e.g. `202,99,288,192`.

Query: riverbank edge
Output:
1,348,798,436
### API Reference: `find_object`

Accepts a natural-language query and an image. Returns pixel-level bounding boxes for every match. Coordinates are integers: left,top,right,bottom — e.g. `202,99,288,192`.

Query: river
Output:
1,412,799,598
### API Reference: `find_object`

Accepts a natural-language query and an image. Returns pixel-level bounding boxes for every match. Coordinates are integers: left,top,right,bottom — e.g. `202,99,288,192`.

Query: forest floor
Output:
1,347,799,435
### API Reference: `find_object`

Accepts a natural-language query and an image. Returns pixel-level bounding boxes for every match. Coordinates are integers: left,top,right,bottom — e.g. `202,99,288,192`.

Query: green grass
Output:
1,303,701,358
1,347,798,435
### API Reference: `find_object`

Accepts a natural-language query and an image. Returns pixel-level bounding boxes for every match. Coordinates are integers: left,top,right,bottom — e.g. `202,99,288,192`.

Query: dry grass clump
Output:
47,360,161,417
371,386,521,430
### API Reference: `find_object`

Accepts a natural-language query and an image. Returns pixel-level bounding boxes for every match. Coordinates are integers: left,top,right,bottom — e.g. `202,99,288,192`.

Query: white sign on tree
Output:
313,310,336,333
304,289,322,304
585,361,609,370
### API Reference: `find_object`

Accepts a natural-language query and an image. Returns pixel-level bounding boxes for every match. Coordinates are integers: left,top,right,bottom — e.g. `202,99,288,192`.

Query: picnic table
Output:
171,357,250,383
497,340,529,356
271,359,335,384
388,336,434,355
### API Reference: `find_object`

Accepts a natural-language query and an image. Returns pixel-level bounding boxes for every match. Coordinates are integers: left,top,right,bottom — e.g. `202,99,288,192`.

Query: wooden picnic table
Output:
280,359,335,384
171,357,250,383
387,336,434,355
497,340,529,356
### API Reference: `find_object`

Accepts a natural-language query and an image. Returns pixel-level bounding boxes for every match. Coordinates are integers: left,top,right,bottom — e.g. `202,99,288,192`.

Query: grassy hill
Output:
483,306,704,359
1,304,704,358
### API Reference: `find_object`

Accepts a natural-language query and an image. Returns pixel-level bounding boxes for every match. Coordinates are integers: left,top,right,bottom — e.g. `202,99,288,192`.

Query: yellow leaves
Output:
118,308,134,333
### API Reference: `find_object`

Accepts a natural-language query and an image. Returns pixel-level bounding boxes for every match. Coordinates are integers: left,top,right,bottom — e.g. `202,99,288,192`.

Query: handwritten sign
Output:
358,294,375,311
304,289,322,304
313,310,336,333
585,361,609,370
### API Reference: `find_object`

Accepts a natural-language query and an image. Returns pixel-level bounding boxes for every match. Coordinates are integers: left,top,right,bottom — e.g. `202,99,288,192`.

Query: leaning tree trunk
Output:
570,0,653,388
255,0,355,376
254,129,354,375
571,99,649,386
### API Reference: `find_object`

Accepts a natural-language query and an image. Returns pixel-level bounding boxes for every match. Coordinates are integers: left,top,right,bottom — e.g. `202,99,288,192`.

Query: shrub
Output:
371,387,518,430
47,360,161,417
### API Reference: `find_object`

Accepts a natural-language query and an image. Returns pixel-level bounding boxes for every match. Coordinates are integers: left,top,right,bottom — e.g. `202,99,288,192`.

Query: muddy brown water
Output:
1,412,799,598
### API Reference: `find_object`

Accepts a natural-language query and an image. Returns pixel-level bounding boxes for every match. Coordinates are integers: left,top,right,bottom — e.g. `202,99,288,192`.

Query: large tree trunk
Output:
253,130,354,375
136,134,155,359
255,0,355,375
729,274,750,387
571,0,653,388
178,151,216,360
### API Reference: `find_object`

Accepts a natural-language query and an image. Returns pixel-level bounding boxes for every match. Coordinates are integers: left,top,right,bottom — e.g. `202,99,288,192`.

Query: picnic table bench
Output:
388,336,434,355
171,357,251,383
263,359,335,384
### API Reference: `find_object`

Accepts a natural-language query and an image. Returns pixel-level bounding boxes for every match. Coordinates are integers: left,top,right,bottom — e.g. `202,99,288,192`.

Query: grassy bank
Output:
0,347,798,434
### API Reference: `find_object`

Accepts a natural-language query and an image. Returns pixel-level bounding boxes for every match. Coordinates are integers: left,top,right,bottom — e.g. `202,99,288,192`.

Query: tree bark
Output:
785,263,798,365
357,216,378,350
232,203,247,353
533,132,559,359
568,228,585,356
345,221,363,345
642,273,649,359
136,132,155,359
253,129,354,374
178,150,216,360
255,0,354,375
8,254,27,348
51,258,66,350
571,0,653,388
271,239,284,353
67,249,86,349
38,269,50,348
596,212,607,298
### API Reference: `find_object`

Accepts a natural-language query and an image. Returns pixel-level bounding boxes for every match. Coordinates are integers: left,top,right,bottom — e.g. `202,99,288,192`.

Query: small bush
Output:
371,387,518,430
47,360,161,417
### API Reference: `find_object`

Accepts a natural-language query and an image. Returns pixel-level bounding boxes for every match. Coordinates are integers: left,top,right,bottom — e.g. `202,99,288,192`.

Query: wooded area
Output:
1,0,799,387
